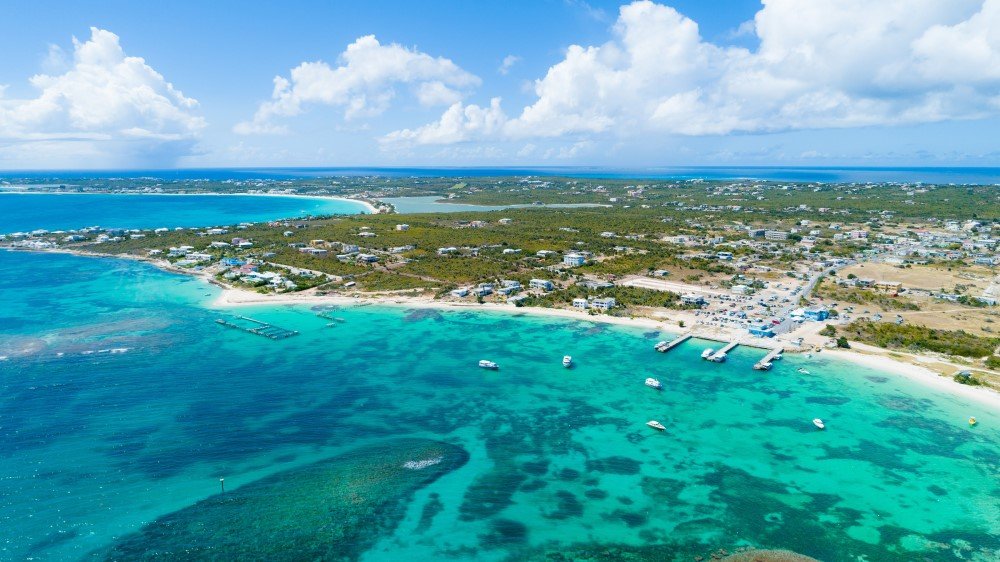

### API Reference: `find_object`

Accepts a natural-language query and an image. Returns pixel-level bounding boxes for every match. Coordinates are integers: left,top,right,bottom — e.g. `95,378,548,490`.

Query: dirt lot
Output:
841,262,996,293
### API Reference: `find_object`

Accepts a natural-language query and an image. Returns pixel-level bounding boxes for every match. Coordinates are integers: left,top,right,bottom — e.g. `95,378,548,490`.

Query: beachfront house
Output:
563,253,586,266
572,298,589,309
530,279,554,291
450,287,469,298
590,297,616,311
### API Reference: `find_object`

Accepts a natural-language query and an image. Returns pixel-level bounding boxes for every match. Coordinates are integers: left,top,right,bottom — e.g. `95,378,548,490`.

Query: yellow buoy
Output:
969,417,977,426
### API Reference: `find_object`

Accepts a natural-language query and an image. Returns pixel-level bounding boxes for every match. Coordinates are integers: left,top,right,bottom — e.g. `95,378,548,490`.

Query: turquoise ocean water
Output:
0,193,368,233
1,249,997,561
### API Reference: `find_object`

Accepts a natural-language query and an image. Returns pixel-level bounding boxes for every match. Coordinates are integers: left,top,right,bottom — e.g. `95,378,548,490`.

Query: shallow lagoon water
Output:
0,250,997,561
0,193,368,233
380,196,606,214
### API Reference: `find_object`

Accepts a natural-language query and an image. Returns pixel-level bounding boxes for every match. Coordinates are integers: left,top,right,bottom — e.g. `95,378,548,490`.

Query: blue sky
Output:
1,0,998,169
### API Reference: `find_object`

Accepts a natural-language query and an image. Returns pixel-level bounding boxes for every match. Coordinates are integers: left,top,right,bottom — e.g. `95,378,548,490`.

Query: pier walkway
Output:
216,316,299,340
754,346,784,370
654,332,691,352
716,339,741,355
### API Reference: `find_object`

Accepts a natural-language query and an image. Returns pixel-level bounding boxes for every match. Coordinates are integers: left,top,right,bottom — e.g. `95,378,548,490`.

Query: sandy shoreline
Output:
7,245,1000,410
0,190,379,214
211,283,1000,409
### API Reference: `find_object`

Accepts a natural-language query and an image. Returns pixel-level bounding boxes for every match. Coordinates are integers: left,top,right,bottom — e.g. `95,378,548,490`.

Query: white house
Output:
572,298,589,309
591,297,616,311
529,279,554,291
563,253,586,266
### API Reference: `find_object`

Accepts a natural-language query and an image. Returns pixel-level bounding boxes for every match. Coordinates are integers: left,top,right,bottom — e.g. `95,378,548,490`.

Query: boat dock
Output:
215,316,299,340
706,338,740,362
654,332,691,352
754,346,784,370
716,339,741,355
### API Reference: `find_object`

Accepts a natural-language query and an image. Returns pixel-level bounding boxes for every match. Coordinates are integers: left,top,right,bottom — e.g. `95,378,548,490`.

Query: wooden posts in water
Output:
215,316,299,340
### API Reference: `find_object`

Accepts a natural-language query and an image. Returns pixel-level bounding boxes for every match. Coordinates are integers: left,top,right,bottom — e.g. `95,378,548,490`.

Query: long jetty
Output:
654,332,691,352
760,346,784,364
716,339,741,356
215,316,299,340
754,346,784,370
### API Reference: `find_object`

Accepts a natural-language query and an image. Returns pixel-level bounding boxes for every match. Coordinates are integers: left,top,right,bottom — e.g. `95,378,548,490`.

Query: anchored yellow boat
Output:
969,417,977,426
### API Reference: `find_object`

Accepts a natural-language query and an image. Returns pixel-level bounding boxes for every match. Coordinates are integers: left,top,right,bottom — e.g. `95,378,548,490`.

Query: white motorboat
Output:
709,351,727,363
646,420,666,431
813,418,826,430
797,367,811,375
562,355,573,368
753,361,772,371
701,348,715,360
478,359,499,370
654,341,669,352
644,377,662,389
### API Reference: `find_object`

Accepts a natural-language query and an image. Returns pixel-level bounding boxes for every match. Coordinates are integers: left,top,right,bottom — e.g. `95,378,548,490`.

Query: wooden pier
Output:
716,339,741,355
654,332,691,353
704,338,740,362
754,346,784,370
215,316,299,340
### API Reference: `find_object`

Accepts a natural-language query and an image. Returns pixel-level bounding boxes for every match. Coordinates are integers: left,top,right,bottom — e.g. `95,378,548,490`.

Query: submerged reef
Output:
97,439,468,561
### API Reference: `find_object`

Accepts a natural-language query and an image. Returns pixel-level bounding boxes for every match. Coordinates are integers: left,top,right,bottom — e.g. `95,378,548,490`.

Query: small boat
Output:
562,355,573,368
754,361,772,371
797,368,811,375
969,417,977,426
646,420,666,431
813,418,826,430
701,348,715,360
653,341,669,352
478,360,499,370
709,351,727,363
644,377,662,389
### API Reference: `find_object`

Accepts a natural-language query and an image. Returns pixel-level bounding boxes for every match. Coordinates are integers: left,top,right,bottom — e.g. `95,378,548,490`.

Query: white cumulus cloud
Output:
235,35,480,135
0,27,204,166
385,0,1000,147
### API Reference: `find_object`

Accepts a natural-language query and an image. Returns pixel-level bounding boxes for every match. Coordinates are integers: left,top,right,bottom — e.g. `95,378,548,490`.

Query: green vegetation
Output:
841,320,1000,358
819,324,837,337
953,371,983,386
985,355,1000,370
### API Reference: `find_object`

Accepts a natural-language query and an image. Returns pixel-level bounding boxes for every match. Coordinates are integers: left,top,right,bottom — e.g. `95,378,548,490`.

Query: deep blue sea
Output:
0,249,997,561
2,166,1000,184
0,193,368,233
